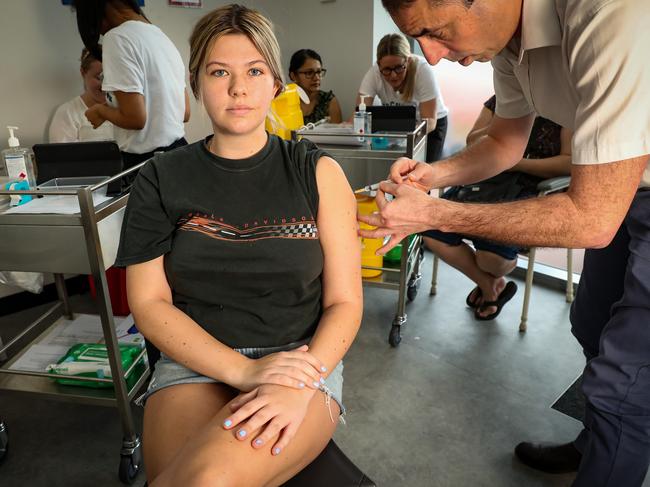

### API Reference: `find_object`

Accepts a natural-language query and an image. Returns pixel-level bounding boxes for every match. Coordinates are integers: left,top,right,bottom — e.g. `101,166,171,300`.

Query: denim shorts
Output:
422,228,520,261
137,338,345,421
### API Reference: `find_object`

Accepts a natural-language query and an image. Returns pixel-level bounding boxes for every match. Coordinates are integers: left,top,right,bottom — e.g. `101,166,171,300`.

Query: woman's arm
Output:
307,156,363,373
466,106,495,146
418,98,437,134
327,96,343,123
127,257,326,391
510,127,573,179
85,91,146,130
127,257,250,383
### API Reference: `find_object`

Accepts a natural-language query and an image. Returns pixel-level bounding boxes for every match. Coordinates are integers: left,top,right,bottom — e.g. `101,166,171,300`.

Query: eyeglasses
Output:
297,68,327,79
380,64,407,77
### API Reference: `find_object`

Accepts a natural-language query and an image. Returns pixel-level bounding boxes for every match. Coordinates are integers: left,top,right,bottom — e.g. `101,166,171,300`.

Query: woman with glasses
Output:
357,33,448,161
289,49,342,124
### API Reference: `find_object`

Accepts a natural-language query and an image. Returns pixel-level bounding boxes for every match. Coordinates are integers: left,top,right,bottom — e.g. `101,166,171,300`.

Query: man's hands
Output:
358,158,439,255
223,384,317,456
389,157,435,191
234,345,326,393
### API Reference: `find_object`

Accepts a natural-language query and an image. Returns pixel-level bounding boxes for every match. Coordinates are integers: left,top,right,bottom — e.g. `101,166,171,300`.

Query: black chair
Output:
282,440,376,487
142,341,376,486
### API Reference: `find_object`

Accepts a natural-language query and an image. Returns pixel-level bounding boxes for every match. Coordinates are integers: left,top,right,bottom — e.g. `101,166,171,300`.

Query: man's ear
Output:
289,72,296,83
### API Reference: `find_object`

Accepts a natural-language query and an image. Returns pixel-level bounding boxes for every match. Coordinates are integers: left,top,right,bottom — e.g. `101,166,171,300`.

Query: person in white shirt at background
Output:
73,0,190,175
49,47,114,143
357,33,449,162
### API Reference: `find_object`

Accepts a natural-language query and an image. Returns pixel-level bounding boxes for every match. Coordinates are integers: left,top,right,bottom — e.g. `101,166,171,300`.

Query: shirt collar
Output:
518,0,563,64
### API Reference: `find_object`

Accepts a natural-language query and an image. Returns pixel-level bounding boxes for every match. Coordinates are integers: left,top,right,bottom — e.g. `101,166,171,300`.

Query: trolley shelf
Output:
0,368,149,408
0,312,149,407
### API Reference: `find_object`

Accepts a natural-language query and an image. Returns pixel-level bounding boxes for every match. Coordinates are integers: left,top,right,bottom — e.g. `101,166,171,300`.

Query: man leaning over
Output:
359,1,650,486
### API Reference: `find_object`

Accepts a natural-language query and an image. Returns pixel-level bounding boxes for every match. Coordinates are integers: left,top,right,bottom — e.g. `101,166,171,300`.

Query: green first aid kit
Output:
46,343,146,389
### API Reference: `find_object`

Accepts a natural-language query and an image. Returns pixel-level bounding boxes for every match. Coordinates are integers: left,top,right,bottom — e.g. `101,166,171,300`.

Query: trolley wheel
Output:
406,274,421,302
0,420,8,463
407,284,418,302
388,325,402,347
118,446,142,485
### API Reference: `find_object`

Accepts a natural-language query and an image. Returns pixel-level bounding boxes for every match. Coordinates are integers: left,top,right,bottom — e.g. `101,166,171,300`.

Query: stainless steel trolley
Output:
0,164,148,484
292,122,428,346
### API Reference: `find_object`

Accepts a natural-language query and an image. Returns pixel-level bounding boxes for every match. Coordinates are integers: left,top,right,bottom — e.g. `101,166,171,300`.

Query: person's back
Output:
102,20,185,154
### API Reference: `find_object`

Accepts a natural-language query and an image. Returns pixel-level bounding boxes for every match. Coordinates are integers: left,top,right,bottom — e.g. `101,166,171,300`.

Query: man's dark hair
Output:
382,0,473,13
72,0,147,60
288,49,323,74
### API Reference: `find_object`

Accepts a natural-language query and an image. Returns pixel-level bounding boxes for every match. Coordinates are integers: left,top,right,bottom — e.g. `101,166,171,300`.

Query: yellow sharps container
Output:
356,194,383,278
266,83,304,140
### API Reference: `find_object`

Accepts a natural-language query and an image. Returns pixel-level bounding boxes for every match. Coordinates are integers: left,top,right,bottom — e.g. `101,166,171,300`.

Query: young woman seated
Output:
115,4,362,485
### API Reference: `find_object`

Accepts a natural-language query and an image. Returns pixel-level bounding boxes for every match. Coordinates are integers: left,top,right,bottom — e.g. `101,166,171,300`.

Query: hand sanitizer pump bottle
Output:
2,126,36,188
354,95,372,146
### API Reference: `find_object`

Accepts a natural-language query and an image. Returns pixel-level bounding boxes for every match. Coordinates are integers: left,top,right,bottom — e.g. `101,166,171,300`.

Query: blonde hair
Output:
376,33,417,102
80,47,100,72
188,4,284,100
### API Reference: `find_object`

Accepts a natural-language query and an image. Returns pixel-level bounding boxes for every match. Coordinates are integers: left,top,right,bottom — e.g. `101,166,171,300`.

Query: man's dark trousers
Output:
570,190,650,487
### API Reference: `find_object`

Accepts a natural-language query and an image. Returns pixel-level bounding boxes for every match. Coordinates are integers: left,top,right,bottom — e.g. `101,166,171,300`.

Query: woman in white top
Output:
357,33,448,161
49,48,115,143
73,0,190,173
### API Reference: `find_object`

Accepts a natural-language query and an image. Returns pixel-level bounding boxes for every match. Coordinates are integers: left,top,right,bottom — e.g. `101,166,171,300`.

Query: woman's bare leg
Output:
143,382,238,482
151,389,339,487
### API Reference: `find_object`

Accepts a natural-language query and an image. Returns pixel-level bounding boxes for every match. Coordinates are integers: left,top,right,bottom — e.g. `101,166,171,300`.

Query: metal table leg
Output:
54,273,73,320
78,189,142,484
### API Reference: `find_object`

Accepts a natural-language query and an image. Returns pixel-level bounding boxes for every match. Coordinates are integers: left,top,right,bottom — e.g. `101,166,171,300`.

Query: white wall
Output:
0,1,82,148
280,0,374,120
372,0,402,61
412,42,494,156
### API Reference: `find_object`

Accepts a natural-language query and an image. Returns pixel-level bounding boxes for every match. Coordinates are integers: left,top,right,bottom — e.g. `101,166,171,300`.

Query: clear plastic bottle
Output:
354,95,373,146
2,126,36,188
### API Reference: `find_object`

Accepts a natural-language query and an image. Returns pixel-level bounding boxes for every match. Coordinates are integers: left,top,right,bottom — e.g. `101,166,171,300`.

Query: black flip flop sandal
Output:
474,281,518,321
466,286,482,308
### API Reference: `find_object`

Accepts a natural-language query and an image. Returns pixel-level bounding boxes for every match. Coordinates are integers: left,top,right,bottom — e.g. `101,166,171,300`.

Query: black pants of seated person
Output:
426,115,448,162
142,340,376,487
121,137,188,190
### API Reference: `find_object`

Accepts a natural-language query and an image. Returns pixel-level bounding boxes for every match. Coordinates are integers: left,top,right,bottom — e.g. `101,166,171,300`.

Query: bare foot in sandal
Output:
476,278,506,318
475,280,518,320
466,286,483,308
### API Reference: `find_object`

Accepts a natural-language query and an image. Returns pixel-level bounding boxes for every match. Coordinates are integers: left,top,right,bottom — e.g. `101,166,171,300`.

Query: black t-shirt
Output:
115,134,328,348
